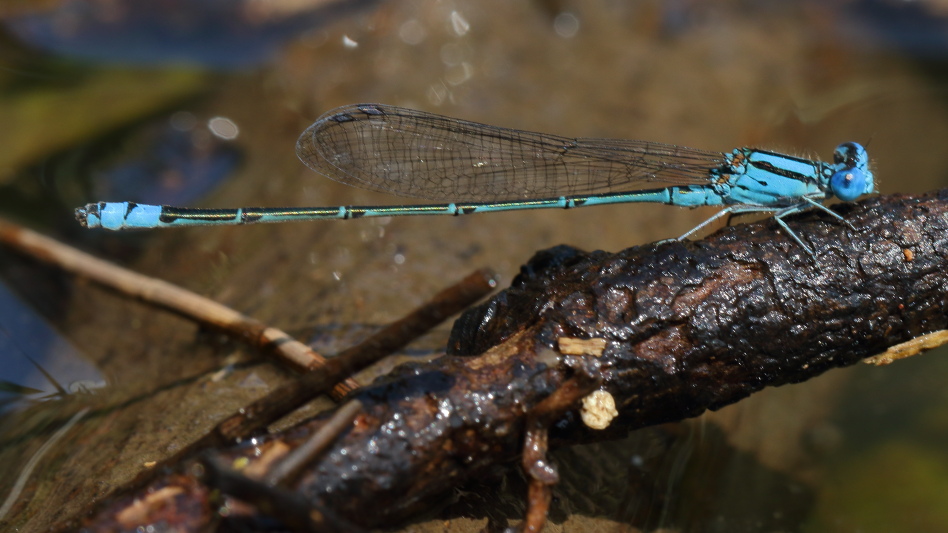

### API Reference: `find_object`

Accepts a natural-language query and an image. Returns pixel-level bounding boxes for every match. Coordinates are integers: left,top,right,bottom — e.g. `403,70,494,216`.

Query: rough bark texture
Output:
448,190,948,436
81,190,948,531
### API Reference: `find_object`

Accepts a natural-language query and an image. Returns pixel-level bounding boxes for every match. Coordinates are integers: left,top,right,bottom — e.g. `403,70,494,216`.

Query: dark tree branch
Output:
449,189,948,435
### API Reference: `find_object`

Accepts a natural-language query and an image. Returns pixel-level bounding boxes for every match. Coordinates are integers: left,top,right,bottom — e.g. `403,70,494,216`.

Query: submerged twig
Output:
0,408,90,520
71,189,948,531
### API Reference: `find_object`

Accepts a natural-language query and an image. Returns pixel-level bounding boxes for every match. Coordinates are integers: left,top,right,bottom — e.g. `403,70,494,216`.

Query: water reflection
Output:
5,0,381,68
88,115,242,206
0,279,104,412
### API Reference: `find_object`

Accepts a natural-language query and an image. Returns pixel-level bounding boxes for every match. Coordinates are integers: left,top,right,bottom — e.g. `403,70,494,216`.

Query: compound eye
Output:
834,141,869,169
830,167,867,202
833,149,845,165
833,143,856,167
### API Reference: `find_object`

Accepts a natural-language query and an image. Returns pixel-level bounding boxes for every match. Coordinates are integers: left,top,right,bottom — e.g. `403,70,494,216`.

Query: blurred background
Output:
1,0,947,531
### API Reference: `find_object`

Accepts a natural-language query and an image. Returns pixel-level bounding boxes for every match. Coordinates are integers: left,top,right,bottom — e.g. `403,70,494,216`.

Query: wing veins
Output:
297,104,726,202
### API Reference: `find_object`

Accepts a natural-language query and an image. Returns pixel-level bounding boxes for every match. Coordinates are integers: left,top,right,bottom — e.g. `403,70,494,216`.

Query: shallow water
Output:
1,1,947,531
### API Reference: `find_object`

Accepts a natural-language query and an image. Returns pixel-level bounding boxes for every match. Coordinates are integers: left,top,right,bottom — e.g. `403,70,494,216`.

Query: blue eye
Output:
829,142,874,201
831,167,868,202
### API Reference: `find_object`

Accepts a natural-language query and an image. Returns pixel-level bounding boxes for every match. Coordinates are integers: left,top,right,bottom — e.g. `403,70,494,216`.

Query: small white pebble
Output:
580,390,618,430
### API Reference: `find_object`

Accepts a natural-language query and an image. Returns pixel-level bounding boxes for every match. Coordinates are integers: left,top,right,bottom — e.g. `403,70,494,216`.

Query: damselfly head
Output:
830,142,874,201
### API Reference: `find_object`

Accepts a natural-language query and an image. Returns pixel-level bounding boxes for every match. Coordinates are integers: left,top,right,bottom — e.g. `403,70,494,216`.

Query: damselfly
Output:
76,104,874,255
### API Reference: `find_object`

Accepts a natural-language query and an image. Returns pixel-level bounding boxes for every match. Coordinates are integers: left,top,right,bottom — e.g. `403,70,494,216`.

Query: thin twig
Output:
207,267,496,444
0,218,359,396
863,329,948,365
264,399,363,487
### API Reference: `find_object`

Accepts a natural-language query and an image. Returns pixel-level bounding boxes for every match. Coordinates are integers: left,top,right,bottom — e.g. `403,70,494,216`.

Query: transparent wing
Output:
296,104,727,202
